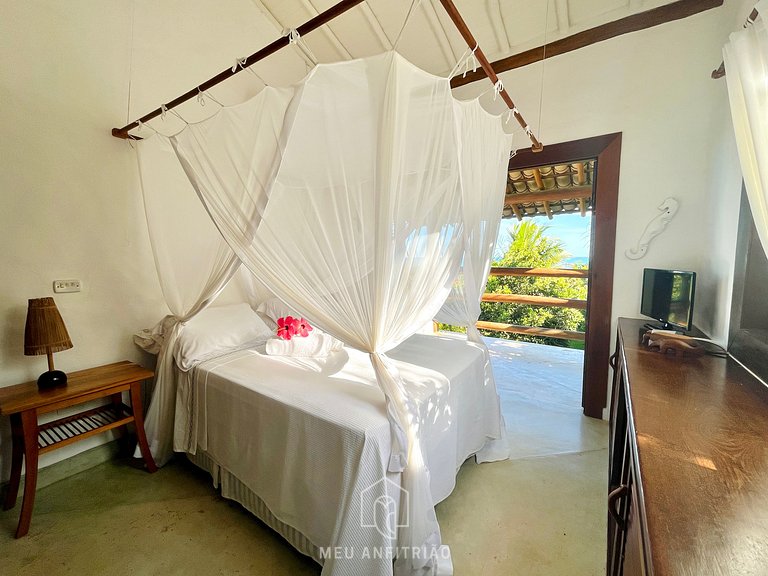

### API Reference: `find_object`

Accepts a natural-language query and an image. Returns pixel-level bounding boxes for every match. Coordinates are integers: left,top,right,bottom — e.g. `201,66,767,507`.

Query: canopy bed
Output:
122,1,540,575
165,301,502,576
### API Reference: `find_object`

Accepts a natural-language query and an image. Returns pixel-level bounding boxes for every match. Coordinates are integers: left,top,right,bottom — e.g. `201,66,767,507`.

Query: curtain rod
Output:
436,0,543,152
113,0,543,152
111,0,365,139
711,6,759,79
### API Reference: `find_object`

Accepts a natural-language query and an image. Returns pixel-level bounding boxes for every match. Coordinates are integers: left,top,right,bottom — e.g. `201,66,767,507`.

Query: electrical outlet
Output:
53,279,81,293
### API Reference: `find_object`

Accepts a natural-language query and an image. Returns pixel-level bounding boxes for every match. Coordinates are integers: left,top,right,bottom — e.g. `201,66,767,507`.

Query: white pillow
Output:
256,297,301,324
175,303,273,370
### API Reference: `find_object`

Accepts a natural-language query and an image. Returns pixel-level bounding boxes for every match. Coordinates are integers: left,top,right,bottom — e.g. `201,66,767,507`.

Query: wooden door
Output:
508,133,622,418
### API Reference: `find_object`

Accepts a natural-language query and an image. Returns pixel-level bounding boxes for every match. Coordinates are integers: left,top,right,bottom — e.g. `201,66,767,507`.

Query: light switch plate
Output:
53,279,81,293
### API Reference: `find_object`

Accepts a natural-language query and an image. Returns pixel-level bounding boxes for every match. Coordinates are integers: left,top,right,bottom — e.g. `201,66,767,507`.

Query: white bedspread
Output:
174,333,499,576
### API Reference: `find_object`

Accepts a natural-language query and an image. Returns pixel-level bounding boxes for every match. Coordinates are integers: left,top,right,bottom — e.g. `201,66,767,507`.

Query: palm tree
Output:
496,221,567,268
481,221,586,348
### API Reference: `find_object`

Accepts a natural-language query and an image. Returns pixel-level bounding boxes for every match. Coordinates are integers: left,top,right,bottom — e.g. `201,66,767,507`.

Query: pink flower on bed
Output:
276,316,299,341
295,318,314,338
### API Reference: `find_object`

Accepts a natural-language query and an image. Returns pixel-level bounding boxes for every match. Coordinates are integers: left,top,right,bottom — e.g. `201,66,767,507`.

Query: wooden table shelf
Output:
0,361,157,538
37,403,133,453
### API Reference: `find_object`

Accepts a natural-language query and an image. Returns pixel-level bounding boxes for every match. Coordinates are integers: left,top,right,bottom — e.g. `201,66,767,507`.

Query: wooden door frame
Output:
508,133,622,418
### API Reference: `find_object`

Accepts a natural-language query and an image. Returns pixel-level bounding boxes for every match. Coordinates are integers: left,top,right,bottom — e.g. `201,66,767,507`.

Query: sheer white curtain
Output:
724,1,768,256
435,101,512,461
134,136,241,466
171,53,470,574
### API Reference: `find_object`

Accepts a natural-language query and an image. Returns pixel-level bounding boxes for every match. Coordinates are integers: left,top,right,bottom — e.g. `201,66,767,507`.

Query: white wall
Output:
0,0,755,477
0,0,273,477
0,1,159,476
453,0,749,348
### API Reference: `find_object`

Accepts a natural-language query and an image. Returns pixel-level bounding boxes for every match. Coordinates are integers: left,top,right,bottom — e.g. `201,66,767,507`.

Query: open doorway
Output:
503,134,621,419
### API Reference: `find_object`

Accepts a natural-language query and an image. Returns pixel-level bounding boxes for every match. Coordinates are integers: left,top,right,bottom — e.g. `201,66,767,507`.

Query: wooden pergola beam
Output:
509,203,523,221
579,197,587,217
508,185,592,205
543,200,553,219
532,167,545,190
576,162,586,185
451,0,723,89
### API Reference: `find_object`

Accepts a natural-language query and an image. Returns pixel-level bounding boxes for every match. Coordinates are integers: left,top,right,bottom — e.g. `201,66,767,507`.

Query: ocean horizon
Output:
563,256,589,268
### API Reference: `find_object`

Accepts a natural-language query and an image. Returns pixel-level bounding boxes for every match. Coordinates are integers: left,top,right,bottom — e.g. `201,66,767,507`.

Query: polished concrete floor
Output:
0,339,608,576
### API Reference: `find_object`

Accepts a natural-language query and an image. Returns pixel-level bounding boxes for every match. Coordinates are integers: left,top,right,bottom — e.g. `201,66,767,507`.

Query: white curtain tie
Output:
448,45,479,79
286,28,300,45
232,57,247,73
493,80,504,101
463,45,479,78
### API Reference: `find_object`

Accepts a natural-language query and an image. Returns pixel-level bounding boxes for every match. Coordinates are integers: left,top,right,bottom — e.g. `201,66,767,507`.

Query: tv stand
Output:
607,318,768,575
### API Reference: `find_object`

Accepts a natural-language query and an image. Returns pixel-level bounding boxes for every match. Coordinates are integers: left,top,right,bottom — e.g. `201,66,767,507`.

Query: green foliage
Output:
479,220,587,348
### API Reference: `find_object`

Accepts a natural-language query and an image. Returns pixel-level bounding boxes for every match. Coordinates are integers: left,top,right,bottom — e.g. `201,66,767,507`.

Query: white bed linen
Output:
175,333,497,576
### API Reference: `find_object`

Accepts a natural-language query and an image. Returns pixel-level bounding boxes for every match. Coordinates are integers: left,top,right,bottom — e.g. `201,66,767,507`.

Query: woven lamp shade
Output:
24,297,73,356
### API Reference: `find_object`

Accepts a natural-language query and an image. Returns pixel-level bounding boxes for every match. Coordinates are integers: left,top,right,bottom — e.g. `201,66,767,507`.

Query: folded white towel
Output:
265,332,344,357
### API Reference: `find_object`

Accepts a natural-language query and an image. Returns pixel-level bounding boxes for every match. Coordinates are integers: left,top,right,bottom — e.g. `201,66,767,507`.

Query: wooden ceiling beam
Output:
579,197,587,217
510,203,523,221
532,167,545,190
451,0,724,88
543,200,553,219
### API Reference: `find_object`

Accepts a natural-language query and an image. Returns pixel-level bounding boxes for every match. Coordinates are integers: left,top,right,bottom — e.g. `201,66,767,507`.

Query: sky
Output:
494,213,592,261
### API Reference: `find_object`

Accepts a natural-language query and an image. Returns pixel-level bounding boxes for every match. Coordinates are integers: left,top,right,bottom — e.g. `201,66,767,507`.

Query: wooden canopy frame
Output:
111,0,543,151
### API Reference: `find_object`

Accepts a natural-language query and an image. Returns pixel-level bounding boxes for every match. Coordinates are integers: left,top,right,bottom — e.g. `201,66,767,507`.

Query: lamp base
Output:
37,370,68,390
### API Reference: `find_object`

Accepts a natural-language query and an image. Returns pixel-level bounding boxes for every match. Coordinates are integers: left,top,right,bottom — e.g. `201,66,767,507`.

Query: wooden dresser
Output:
608,318,768,576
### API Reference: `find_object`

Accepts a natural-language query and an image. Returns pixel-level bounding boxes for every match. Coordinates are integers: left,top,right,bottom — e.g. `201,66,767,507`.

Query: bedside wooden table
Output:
0,361,157,538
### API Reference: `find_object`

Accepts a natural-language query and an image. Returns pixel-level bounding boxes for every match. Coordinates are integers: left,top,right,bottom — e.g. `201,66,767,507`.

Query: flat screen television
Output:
640,268,696,331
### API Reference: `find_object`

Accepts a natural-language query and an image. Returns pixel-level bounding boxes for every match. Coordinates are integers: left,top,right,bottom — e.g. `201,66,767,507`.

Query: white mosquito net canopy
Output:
135,51,512,576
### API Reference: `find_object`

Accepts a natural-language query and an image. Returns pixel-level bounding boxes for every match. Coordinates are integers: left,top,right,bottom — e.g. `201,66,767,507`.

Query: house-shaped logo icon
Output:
360,477,409,539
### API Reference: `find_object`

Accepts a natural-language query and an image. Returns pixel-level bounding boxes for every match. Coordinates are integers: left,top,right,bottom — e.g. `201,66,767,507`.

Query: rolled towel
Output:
265,332,343,357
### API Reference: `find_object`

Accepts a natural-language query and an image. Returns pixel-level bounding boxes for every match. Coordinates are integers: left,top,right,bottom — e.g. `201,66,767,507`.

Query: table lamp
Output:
24,297,73,389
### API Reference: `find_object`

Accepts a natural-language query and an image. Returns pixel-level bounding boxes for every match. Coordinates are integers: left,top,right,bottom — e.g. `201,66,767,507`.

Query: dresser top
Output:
618,317,768,575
